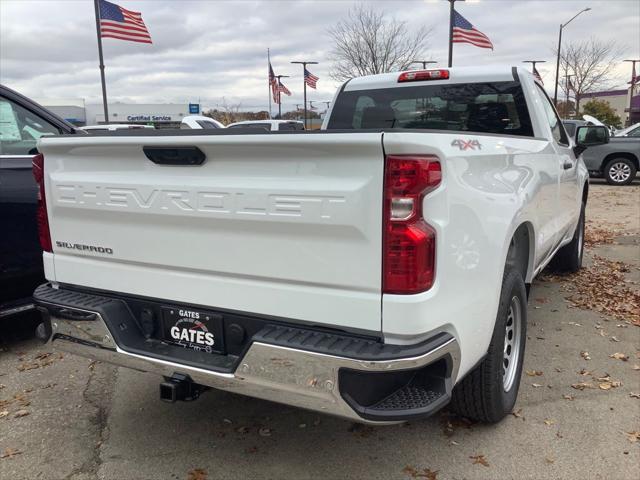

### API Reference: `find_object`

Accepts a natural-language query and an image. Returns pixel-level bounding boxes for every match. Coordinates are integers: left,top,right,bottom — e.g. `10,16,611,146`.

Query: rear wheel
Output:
450,268,527,423
604,158,636,186
550,202,585,273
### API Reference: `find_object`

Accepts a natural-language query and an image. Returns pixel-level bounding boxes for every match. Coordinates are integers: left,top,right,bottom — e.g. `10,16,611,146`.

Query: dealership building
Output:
579,85,639,126
36,99,201,128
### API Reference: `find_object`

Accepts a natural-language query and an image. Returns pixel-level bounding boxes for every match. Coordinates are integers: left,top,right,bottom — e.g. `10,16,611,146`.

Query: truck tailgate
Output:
39,132,385,333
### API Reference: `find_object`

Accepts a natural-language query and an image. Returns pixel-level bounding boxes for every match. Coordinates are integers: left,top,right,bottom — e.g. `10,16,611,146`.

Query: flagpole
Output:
93,0,109,124
291,60,318,129
267,49,272,119
447,0,455,67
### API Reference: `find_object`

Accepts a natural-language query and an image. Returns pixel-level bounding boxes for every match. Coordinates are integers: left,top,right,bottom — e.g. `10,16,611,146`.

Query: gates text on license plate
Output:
162,307,224,354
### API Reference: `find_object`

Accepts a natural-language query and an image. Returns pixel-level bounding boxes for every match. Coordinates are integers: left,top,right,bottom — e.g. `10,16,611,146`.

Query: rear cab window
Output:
326,81,534,137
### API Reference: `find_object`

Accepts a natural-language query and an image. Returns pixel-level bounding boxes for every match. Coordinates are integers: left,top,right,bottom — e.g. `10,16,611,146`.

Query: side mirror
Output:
574,125,609,156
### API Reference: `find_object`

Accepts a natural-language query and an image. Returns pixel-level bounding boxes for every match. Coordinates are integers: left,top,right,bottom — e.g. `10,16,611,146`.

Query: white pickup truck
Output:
33,66,608,424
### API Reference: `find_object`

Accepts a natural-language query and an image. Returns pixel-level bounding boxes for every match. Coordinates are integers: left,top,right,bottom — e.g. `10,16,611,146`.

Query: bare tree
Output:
327,5,433,82
556,38,626,113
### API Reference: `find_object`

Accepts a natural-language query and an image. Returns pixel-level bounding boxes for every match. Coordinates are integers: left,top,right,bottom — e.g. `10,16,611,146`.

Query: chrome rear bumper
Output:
39,286,460,424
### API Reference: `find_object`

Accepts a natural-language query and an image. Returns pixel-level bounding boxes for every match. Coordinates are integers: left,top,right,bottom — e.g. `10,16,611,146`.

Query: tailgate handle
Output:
143,146,206,166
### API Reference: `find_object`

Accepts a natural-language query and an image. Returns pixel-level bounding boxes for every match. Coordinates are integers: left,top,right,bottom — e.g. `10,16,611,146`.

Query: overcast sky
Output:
1,0,638,113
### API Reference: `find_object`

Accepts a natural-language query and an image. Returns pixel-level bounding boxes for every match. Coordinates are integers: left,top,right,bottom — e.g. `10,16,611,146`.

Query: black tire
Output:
450,268,527,423
604,157,637,186
550,202,585,273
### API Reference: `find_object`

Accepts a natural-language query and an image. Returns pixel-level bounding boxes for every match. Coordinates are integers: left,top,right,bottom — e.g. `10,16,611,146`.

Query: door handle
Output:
562,161,574,170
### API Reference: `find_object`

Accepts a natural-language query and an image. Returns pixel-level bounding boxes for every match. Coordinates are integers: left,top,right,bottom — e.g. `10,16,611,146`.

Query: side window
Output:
0,97,61,155
535,85,569,145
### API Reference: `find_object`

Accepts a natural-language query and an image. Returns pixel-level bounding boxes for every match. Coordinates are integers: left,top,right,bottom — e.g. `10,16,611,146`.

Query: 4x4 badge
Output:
451,139,482,151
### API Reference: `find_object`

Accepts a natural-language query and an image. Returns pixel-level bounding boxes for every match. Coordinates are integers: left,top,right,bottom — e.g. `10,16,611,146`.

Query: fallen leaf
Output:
17,363,40,372
236,426,250,434
450,440,460,446
562,394,575,401
629,392,640,399
609,353,628,361
610,336,621,343
532,383,543,388
580,351,591,361
568,321,582,327
510,408,524,419
578,368,592,376
526,370,544,377
470,454,489,467
402,466,439,479
0,410,8,418
571,382,596,390
298,423,307,428
258,427,271,437
186,468,207,480
545,456,555,464
632,365,640,371
543,419,555,426
0,448,22,459
402,466,419,478
14,410,29,418
624,431,640,443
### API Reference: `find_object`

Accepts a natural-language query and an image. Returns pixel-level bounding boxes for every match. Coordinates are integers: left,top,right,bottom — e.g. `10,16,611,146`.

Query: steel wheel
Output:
609,161,632,183
502,296,522,391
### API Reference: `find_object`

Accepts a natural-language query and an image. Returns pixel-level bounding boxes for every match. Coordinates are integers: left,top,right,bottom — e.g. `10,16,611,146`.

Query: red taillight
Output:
383,155,441,294
398,69,450,83
32,153,52,252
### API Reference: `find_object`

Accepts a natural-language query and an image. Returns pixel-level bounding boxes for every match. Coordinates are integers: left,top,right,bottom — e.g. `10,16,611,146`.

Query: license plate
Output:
162,307,224,354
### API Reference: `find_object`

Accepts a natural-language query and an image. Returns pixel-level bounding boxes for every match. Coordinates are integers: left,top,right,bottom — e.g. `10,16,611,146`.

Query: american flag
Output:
269,61,278,103
452,10,492,50
99,0,152,44
533,66,543,85
304,68,319,89
275,81,291,104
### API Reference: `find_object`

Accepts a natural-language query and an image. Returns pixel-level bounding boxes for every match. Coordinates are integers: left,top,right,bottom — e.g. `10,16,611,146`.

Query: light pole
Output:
553,7,591,106
275,74,289,118
624,59,640,126
410,60,437,69
291,60,319,129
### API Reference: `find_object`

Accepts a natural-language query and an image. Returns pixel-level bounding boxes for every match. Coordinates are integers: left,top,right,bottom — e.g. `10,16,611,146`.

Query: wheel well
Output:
506,223,532,288
582,182,589,206
603,152,639,170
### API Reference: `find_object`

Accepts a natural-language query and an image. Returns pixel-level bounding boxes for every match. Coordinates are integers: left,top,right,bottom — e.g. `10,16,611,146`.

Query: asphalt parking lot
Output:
1,180,639,480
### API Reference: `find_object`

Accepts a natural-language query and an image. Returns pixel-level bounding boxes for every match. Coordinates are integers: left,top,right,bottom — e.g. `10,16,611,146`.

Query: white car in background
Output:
614,122,640,137
227,120,304,131
180,115,225,130
80,124,154,132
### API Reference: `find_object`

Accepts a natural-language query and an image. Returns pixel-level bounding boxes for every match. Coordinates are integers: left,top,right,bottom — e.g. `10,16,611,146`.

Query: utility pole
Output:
410,60,437,69
275,75,289,119
291,60,319,129
447,0,464,67
553,8,591,106
624,59,640,126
